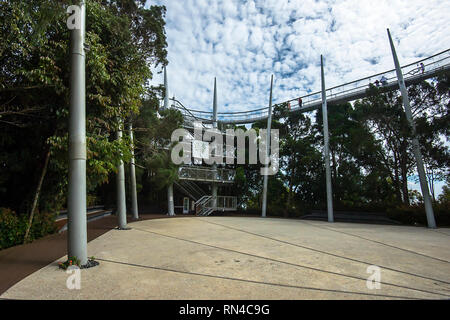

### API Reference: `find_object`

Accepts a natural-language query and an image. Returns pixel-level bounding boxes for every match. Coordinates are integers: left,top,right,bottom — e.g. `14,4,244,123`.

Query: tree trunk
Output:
23,149,51,243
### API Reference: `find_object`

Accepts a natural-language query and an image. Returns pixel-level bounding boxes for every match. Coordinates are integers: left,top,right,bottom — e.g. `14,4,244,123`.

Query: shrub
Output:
0,208,27,249
58,256,81,270
29,210,57,240
387,203,450,226
0,207,57,250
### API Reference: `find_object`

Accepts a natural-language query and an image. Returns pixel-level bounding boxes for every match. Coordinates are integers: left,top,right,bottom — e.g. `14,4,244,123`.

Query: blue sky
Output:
146,0,449,196
147,0,450,112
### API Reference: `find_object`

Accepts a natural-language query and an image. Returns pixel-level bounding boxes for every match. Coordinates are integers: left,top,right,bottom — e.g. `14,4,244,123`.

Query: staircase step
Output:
56,209,113,232
301,211,401,225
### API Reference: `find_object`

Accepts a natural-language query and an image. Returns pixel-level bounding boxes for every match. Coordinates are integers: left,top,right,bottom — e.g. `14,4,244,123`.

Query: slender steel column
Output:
212,77,218,128
129,123,139,220
67,1,87,265
261,75,274,218
321,55,334,223
387,29,436,228
212,78,218,209
164,66,174,215
116,120,127,228
167,183,175,216
163,66,169,110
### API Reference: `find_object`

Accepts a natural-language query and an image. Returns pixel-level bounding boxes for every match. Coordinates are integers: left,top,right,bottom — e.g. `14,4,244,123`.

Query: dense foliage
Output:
234,74,449,224
0,0,171,248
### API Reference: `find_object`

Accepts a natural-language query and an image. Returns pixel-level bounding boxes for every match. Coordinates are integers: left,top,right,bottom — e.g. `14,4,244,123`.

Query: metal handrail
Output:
178,166,236,183
171,48,450,124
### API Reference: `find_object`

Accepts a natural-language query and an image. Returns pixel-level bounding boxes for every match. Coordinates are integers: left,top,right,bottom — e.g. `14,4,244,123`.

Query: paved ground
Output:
0,213,173,295
1,216,450,300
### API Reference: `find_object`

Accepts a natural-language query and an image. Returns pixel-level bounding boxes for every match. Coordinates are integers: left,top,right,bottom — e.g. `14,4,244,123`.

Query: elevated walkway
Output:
173,48,450,125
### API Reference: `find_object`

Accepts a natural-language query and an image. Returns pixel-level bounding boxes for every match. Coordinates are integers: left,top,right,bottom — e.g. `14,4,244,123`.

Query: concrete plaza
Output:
1,216,450,300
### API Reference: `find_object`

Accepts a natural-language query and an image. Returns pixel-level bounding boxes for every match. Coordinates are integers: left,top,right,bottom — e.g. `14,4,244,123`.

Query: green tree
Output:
0,0,168,244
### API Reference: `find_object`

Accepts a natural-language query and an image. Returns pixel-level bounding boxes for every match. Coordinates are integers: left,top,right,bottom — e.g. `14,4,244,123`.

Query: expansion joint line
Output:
299,220,450,264
131,226,450,299
195,218,450,286
96,257,419,300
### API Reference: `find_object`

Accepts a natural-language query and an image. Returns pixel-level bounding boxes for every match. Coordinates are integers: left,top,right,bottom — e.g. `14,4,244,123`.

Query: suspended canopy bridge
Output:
171,48,450,125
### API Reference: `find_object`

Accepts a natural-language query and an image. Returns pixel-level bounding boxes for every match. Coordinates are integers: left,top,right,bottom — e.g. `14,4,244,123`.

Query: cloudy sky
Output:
147,0,450,113
146,0,449,195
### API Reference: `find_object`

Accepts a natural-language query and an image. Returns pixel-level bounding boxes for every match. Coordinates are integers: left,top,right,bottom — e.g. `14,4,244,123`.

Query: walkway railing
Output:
171,48,450,124
178,166,235,183
195,195,238,216
215,196,238,211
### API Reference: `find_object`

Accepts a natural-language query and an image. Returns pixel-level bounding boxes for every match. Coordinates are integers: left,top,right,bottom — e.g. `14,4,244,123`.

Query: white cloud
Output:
147,0,450,113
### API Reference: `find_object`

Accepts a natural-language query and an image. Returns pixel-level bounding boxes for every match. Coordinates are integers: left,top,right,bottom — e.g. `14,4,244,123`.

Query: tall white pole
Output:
261,75,274,218
163,66,169,110
116,120,127,229
67,0,87,265
212,78,218,210
387,29,436,228
321,55,334,223
129,123,139,220
164,66,175,216
167,183,175,216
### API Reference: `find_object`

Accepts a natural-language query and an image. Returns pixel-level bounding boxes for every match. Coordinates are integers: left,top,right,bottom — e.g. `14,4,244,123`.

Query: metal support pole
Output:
321,55,334,223
212,77,218,209
212,184,218,209
129,123,139,220
67,0,87,265
261,75,274,218
387,29,436,228
167,183,175,216
163,66,174,216
116,121,127,228
163,66,169,110
212,77,218,128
